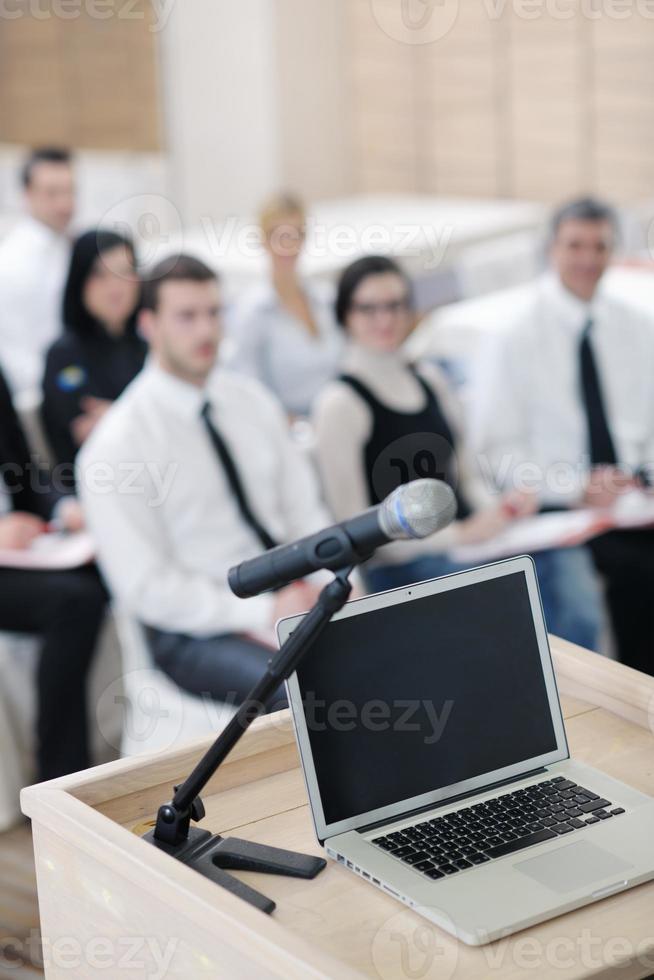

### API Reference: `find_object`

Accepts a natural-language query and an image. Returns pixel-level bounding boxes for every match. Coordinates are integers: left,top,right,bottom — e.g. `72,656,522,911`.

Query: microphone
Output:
228,478,457,598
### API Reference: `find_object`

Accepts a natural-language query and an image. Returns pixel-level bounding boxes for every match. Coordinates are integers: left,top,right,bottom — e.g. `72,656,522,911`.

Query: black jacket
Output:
41,328,146,468
0,368,62,518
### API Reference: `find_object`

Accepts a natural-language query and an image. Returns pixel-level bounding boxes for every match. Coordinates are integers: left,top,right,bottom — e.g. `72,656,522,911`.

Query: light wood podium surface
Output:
21,638,654,979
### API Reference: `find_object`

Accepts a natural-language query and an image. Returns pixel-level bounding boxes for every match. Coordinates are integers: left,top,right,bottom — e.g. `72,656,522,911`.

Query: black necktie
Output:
579,318,618,467
201,402,278,551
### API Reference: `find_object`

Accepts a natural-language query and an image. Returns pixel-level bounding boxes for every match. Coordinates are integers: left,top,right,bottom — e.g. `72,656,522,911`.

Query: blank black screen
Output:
294,571,559,827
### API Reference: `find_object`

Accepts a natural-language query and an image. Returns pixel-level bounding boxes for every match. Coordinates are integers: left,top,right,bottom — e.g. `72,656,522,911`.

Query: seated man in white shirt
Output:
0,147,75,399
471,197,654,674
78,255,330,710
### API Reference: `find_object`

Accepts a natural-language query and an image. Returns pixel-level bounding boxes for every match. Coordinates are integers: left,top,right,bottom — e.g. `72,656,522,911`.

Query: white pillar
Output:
158,0,282,225
157,0,353,227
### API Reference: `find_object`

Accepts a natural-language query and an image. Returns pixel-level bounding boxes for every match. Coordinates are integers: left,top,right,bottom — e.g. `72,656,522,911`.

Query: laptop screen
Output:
290,567,564,832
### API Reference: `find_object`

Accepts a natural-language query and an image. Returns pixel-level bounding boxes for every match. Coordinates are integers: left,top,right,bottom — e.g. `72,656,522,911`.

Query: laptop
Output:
277,555,654,946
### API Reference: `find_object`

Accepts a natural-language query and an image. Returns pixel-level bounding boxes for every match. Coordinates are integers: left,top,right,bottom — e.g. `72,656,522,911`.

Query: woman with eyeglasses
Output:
41,229,145,475
226,193,343,418
313,255,603,650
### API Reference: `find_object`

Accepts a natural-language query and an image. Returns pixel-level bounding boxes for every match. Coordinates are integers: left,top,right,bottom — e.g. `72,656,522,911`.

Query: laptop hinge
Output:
357,766,548,835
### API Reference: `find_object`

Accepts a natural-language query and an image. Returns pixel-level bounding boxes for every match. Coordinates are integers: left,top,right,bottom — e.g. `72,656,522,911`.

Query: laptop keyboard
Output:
371,776,625,880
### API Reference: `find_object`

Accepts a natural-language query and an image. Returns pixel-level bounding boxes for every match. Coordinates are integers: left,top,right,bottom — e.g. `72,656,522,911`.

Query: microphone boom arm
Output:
144,567,355,914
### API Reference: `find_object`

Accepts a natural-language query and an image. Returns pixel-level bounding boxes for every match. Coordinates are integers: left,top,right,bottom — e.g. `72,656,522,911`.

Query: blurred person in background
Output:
226,193,343,418
0,365,106,781
313,255,603,651
0,147,75,399
41,230,145,477
79,255,330,710
470,196,654,673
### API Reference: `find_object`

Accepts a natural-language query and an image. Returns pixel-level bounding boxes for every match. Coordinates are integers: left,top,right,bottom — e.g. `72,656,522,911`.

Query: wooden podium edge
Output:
549,635,654,732
21,777,359,980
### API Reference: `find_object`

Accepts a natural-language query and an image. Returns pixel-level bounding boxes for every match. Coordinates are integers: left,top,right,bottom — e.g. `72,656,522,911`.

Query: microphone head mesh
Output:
379,479,457,540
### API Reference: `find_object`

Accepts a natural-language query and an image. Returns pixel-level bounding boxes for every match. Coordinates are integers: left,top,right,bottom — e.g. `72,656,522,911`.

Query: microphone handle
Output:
228,509,382,598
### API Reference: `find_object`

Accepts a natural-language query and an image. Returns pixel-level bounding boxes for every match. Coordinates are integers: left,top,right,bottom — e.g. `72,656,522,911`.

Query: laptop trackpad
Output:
515,841,632,893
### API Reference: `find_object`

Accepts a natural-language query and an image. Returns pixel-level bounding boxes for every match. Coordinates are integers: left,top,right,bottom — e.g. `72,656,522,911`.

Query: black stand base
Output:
144,826,326,914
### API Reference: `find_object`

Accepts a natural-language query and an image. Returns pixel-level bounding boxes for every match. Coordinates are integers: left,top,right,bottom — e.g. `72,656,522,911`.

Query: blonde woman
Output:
227,193,343,417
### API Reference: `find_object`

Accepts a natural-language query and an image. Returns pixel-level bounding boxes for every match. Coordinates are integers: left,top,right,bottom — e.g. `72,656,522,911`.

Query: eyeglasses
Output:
349,298,411,318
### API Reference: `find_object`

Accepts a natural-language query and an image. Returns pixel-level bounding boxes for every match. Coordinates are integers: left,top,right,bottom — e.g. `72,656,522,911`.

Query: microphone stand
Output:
143,566,355,914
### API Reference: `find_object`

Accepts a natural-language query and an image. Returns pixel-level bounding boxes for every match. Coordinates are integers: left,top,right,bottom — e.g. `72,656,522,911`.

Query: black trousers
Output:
146,627,288,712
588,529,654,676
0,565,107,781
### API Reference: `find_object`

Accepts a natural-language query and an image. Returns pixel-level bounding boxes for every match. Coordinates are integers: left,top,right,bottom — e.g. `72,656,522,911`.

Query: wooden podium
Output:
21,639,654,979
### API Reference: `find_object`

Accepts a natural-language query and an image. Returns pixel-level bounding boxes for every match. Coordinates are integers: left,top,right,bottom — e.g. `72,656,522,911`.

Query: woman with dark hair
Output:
41,229,145,470
313,255,603,650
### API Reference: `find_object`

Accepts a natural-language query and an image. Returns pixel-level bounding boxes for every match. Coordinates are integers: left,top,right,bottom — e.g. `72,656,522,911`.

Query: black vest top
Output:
339,367,470,518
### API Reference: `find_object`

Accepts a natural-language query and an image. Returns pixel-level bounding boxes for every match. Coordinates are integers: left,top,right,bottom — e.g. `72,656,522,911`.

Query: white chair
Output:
109,609,236,758
0,635,35,830
0,617,124,830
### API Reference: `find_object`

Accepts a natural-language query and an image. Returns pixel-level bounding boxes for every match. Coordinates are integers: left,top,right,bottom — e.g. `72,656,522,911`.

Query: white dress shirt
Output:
469,273,654,506
78,362,330,637
225,279,344,416
0,216,70,398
